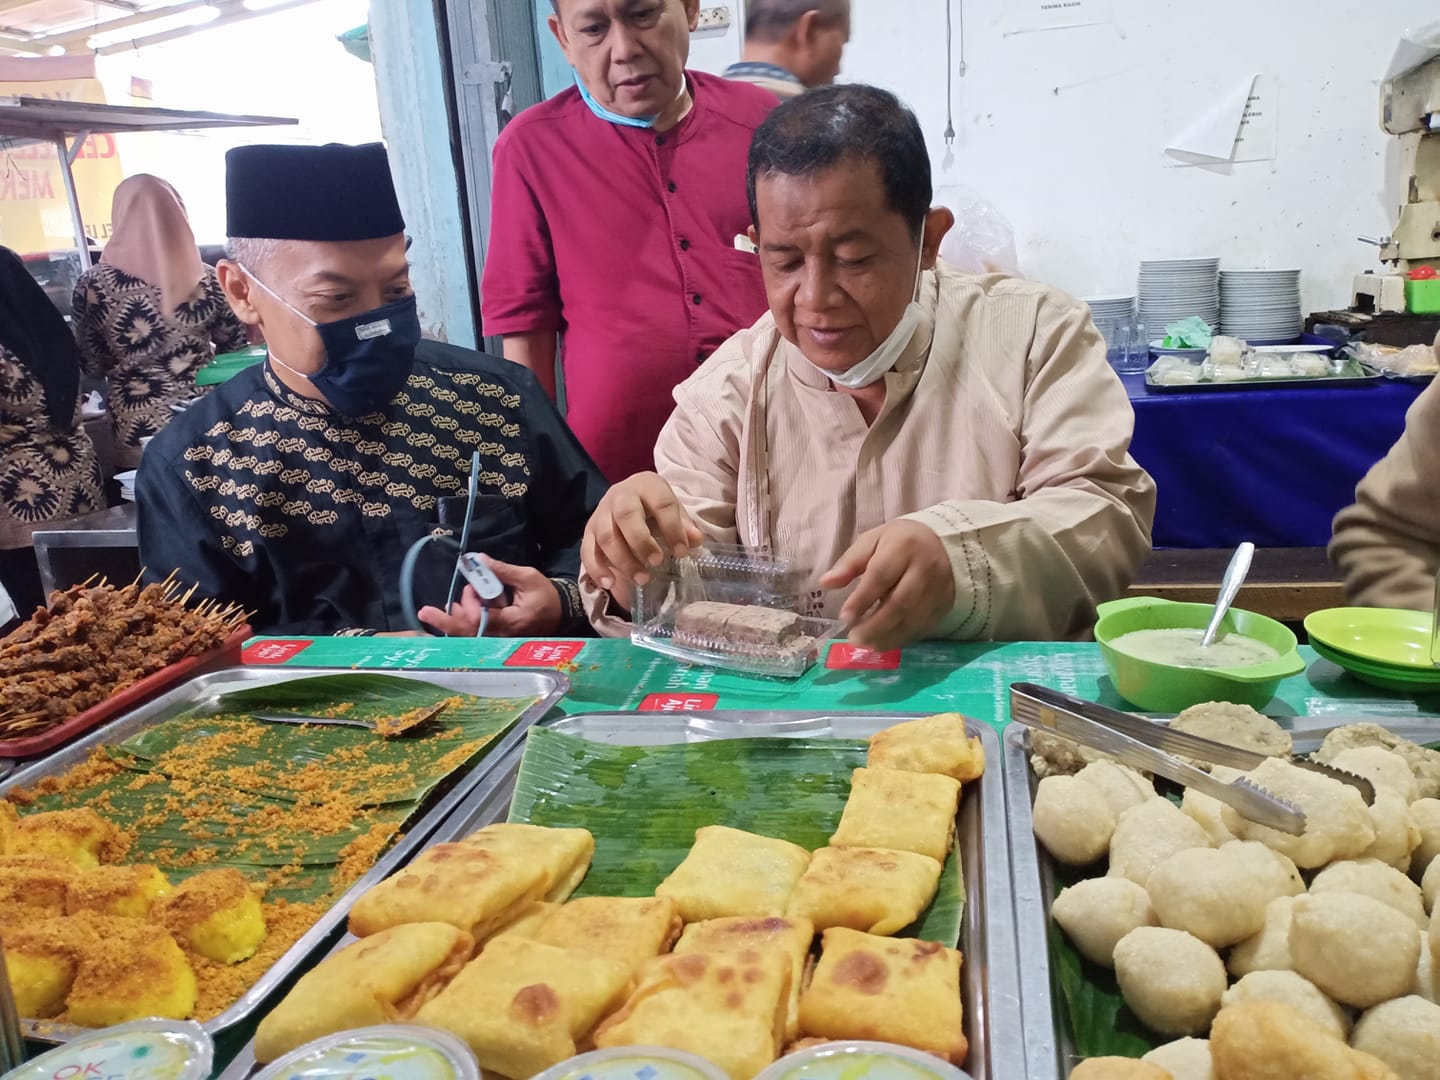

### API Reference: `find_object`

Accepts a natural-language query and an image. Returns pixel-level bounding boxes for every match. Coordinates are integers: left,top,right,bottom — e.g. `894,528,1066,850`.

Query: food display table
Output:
11,635,1440,1078
1122,372,1425,549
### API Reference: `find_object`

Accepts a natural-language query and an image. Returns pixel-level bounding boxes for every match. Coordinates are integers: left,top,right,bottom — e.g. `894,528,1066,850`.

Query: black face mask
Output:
244,265,422,416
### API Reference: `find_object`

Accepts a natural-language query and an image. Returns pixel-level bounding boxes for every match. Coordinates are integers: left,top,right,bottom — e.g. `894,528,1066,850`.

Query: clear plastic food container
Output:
533,1046,730,1080
631,545,842,678
250,1025,479,1080
754,1041,973,1080
6,1020,213,1080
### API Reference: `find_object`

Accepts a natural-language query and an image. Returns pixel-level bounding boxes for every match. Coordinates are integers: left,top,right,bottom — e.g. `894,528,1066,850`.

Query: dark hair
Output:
745,0,848,42
746,84,931,236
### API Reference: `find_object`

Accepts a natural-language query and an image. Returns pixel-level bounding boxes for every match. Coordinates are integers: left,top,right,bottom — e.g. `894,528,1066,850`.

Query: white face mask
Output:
804,239,926,390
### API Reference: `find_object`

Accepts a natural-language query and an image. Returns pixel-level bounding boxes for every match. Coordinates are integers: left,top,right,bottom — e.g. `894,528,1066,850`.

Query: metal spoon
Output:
1200,541,1255,648
1430,567,1440,667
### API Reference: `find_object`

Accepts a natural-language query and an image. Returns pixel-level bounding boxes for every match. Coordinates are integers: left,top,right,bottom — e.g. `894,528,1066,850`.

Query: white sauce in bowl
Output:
1109,628,1280,670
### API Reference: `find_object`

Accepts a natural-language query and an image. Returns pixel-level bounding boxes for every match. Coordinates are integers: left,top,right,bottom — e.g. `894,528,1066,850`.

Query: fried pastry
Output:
786,846,941,935
657,826,811,923
829,767,960,863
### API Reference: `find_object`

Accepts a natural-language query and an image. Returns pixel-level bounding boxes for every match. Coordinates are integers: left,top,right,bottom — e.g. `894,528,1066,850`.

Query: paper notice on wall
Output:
1164,74,1277,167
1000,0,1113,36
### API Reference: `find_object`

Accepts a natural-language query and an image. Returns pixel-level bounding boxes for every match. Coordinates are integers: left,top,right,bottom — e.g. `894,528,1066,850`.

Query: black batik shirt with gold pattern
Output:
135,341,607,635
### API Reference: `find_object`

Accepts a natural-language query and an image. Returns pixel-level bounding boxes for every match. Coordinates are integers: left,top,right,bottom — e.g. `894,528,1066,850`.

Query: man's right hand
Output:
582,472,704,595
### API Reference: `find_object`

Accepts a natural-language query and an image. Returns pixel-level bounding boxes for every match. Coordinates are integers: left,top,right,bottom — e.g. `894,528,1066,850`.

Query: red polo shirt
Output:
482,70,777,481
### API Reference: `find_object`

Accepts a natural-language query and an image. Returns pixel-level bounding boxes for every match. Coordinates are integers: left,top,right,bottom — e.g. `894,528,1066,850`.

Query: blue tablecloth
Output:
1123,373,1425,549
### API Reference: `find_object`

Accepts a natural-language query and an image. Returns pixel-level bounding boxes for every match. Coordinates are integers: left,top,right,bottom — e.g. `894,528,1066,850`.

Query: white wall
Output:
683,0,1421,314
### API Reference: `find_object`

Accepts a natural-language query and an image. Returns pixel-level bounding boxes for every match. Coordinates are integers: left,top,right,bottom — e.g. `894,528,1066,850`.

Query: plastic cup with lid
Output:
251,1024,479,1080
754,1041,973,1080
532,1046,731,1080
4,1019,212,1080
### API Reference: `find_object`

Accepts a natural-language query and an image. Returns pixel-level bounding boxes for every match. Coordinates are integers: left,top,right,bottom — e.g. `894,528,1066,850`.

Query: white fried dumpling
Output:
1209,1001,1399,1080
1416,931,1439,1003
1351,995,1440,1080
1141,1037,1214,1080
1317,723,1440,800
1068,1060,1171,1079
1361,788,1421,872
1290,892,1421,1008
1109,799,1212,888
1431,907,1440,968
1411,799,1440,876
1075,760,1156,818
1424,855,1440,914
1220,970,1349,1040
1113,926,1226,1036
1331,747,1420,803
1032,776,1115,866
1170,703,1291,764
1052,876,1158,968
1180,768,1243,847
1146,847,1267,948
1227,896,1296,977
1221,758,1375,869
1309,858,1427,929
1219,840,1304,901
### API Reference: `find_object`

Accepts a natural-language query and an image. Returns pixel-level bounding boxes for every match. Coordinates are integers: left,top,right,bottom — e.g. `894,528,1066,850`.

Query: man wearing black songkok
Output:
136,142,607,636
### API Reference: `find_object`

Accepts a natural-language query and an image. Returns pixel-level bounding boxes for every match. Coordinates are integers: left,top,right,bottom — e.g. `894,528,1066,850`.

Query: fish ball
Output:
1361,788,1421,872
1141,1038,1213,1080
1416,931,1439,1003
1351,995,1440,1080
1424,855,1440,914
1227,896,1296,977
1220,970,1349,1039
1209,1001,1398,1080
1033,775,1115,866
1146,847,1266,948
1412,799,1440,877
1310,858,1427,929
1221,759,1375,869
1075,760,1156,817
1113,926,1226,1036
1170,703,1291,763
1109,799,1212,888
1052,876,1158,968
1289,892,1420,1008
1331,747,1420,803
1181,769,1242,847
1068,1060,1171,1080
1219,840,1304,901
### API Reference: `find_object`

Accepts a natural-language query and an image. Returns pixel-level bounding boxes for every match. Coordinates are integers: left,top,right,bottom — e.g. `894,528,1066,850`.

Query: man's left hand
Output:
819,521,955,652
416,556,563,637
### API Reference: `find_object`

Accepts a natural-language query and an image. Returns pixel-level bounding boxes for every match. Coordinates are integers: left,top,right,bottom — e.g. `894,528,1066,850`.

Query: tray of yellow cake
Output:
0,666,568,1044
223,711,1024,1080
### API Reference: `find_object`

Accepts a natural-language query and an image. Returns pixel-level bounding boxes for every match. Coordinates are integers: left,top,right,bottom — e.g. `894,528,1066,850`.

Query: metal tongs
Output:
1010,683,1377,836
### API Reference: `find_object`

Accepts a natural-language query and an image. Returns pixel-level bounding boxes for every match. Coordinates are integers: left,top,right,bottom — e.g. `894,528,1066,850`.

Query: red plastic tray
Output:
0,625,252,759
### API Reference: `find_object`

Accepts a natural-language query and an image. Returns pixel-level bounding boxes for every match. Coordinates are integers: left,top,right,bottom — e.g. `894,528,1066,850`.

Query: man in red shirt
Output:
482,0,777,481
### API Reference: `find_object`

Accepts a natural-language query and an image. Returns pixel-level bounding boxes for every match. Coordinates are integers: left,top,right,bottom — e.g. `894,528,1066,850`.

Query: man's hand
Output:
417,556,563,637
582,472,704,595
819,520,955,652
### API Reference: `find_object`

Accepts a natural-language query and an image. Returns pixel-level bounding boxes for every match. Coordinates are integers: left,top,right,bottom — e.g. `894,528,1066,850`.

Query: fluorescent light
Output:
46,45,66,55
241,0,298,10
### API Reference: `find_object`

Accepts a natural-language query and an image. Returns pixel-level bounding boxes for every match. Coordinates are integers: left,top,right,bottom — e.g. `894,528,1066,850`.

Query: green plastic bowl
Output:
1094,596,1306,712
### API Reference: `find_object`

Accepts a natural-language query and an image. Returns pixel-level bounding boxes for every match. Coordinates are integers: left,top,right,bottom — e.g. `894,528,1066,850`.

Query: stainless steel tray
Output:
222,710,1023,1080
0,665,569,1045
1004,716,1440,1079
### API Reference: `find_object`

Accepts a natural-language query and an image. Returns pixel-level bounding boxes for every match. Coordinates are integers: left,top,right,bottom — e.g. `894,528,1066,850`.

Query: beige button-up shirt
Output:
583,262,1156,641
1330,337,1440,611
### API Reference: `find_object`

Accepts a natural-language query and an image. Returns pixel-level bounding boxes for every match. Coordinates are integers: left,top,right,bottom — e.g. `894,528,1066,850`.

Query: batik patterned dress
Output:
0,346,104,550
71,263,248,468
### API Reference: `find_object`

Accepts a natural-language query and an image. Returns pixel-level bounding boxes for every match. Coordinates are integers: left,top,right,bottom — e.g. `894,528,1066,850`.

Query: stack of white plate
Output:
114,469,137,503
1137,258,1220,333
1219,269,1303,343
1083,295,1137,323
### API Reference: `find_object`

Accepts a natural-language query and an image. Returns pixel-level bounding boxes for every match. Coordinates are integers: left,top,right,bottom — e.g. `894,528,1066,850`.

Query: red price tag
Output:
242,639,313,665
825,643,902,670
504,641,585,668
638,693,720,712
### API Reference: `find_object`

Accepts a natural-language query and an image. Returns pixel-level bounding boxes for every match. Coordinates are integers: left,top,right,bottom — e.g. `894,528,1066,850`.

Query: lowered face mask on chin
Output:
240,264,421,417
574,70,687,128
804,239,927,391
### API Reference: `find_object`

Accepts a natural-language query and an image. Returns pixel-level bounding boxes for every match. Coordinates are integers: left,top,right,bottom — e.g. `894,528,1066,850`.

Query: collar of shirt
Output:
723,61,802,86
784,269,940,395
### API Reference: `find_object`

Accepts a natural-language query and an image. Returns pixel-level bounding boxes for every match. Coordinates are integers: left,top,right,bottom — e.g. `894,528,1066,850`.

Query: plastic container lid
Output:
753,1042,972,1080
4,1020,213,1080
251,1025,479,1080
532,1047,730,1080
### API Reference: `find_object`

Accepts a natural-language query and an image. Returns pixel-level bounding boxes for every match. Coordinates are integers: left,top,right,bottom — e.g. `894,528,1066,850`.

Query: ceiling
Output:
0,0,322,58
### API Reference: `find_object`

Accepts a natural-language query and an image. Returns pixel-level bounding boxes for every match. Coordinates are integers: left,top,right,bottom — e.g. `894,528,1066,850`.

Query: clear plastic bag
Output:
631,545,843,678
933,185,1021,276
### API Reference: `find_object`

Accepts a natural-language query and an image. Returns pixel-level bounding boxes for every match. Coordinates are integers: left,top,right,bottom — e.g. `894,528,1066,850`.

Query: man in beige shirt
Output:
722,0,849,98
581,84,1156,649
1330,331,1440,611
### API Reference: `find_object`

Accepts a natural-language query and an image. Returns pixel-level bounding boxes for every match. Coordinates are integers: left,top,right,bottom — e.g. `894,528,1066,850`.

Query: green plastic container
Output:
1094,596,1306,712
196,345,267,387
1406,277,1440,315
